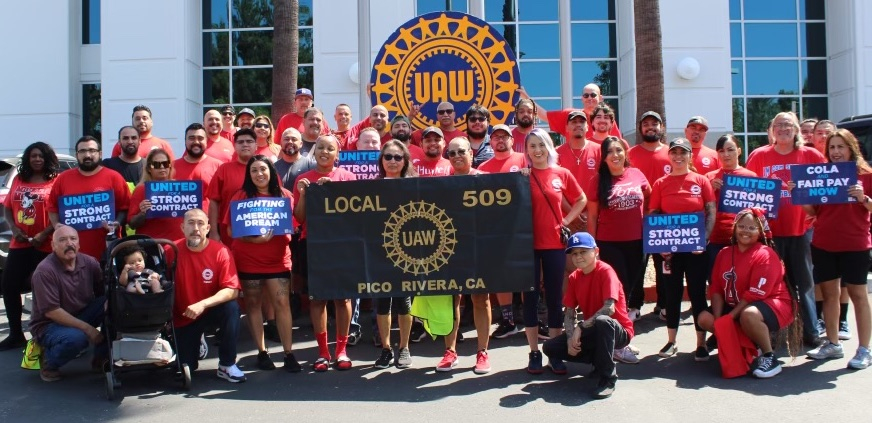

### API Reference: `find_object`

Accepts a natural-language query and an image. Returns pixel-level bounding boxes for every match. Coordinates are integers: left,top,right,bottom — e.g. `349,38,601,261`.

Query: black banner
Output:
306,173,534,299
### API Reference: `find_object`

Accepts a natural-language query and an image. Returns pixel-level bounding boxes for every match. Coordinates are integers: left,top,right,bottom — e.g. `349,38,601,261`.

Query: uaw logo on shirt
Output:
202,268,214,283
383,200,457,275
370,11,521,131
690,184,702,195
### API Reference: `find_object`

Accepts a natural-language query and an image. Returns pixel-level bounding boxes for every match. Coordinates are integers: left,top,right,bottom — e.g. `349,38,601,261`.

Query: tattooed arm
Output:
704,201,716,243
581,299,616,328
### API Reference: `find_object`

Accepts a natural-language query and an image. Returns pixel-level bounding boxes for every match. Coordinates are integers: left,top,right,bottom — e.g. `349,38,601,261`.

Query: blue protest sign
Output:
145,180,202,218
643,213,706,254
339,151,380,180
58,190,115,230
719,174,781,218
790,162,857,205
229,197,293,238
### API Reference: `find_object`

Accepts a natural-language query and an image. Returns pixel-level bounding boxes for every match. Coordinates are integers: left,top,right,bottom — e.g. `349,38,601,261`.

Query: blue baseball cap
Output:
295,88,313,99
565,232,597,253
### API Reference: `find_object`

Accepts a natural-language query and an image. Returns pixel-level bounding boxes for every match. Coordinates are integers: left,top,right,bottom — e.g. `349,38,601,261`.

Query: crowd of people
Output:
1,84,870,400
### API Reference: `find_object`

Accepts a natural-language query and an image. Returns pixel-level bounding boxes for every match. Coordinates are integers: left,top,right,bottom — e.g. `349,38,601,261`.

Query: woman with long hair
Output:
705,134,757,267
0,142,59,350
127,148,184,241
252,115,281,162
224,155,299,372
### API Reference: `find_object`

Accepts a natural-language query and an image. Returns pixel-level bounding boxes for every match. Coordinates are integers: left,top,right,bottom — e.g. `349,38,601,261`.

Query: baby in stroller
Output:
119,246,166,294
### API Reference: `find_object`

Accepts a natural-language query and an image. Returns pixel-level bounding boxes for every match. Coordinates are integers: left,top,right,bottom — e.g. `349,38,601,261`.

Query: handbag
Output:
531,171,572,246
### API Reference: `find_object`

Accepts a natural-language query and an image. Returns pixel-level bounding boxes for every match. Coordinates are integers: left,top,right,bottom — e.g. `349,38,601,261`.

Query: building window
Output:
416,0,468,14
202,0,314,118
82,0,101,44
730,0,827,158
83,84,102,141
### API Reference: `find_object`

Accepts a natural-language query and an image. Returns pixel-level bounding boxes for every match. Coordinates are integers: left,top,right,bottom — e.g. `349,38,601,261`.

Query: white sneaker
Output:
613,346,640,364
807,342,844,360
627,308,641,322
217,364,247,383
848,346,871,370
198,334,209,360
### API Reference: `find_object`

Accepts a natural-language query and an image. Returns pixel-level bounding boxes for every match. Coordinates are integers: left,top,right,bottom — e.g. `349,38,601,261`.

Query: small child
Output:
119,247,164,294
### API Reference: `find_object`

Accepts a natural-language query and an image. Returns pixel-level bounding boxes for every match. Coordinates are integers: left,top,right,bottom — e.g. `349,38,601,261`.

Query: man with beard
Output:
111,105,175,159
410,102,466,148
479,124,527,173
685,116,720,174
511,94,538,154
389,115,423,161
556,111,601,191
219,105,237,141
414,127,452,177
274,128,316,190
345,105,392,149
464,105,495,168
174,123,224,214
332,104,353,148
48,136,130,260
203,110,235,163
236,108,255,130
102,126,146,188
274,88,331,144
207,128,257,245
300,107,328,157
589,104,630,150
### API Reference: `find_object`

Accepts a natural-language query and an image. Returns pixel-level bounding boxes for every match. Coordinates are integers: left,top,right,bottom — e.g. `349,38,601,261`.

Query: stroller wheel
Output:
181,364,192,390
105,372,116,400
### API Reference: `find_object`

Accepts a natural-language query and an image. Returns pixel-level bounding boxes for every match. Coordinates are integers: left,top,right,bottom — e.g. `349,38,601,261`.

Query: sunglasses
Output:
582,93,598,98
150,160,171,169
437,109,454,115
222,112,234,116
382,154,404,162
447,149,468,157
254,123,270,129
468,116,486,123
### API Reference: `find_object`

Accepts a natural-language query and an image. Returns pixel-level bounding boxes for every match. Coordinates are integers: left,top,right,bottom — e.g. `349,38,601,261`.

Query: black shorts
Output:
715,301,782,332
238,271,292,281
810,245,870,285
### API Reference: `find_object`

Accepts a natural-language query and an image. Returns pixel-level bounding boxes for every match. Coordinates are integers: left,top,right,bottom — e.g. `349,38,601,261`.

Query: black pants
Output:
376,296,411,315
651,254,666,308
1,247,49,337
174,301,240,370
663,252,709,330
598,240,646,310
542,315,630,379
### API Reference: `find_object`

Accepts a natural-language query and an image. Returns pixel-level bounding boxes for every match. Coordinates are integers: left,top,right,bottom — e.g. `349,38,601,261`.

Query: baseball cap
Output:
491,124,511,136
668,138,692,152
238,108,255,118
295,88,313,99
640,111,663,123
391,115,411,127
422,126,444,138
221,105,235,114
567,110,587,122
565,232,597,253
686,116,709,130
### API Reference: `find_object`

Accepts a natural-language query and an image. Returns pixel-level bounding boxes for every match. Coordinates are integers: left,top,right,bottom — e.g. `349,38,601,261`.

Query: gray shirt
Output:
29,253,102,339
274,155,317,191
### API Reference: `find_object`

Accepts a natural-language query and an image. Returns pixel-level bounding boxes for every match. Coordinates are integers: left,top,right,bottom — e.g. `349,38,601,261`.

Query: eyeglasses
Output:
382,154,404,162
150,160,171,169
76,148,100,155
468,116,486,123
254,123,270,129
447,149,468,157
235,139,256,144
437,109,454,115
582,93,598,98
735,224,759,232
222,112,234,116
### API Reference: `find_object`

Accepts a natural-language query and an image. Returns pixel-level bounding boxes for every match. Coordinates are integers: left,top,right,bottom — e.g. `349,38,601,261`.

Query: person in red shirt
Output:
219,105,237,142
800,129,872,369
344,105,393,149
173,208,245,382
207,128,257,245
648,138,716,360
274,88,331,144
510,94,538,154
685,116,721,174
698,208,797,378
223,156,299,373
174,123,224,214
332,104,353,148
252,115,280,162
293,134,357,372
414,127,452,177
811,119,836,155
800,118,817,146
111,105,175,160
534,84,623,141
705,134,757,265
520,128,587,374
479,124,527,174
389,115,423,162
127,149,184,242
587,136,651,340
0,142,60,351
556,111,601,195
48,136,131,261
542,232,633,399
409,102,467,148
203,110,235,163
745,111,826,345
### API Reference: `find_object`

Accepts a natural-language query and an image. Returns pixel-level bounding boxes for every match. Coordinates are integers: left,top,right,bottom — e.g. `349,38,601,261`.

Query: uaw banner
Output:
144,181,202,218
719,175,781,218
370,11,521,131
229,197,293,238
338,151,380,180
790,162,858,205
58,191,115,230
643,213,706,254
306,173,534,299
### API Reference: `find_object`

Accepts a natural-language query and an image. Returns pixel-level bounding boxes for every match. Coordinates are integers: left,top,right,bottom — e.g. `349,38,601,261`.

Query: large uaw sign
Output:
370,11,521,131
306,174,534,299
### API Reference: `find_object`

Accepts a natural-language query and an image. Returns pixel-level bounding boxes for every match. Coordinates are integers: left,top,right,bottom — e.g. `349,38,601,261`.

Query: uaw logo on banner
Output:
305,173,534,299
370,11,521,131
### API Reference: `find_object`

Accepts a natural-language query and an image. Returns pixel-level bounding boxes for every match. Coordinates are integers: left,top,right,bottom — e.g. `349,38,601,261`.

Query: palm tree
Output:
271,0,299,124
633,0,665,144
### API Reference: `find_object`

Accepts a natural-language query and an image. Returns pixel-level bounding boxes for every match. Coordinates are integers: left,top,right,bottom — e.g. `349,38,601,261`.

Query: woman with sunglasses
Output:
519,128,587,374
252,115,280,162
223,155,299,372
127,148,185,242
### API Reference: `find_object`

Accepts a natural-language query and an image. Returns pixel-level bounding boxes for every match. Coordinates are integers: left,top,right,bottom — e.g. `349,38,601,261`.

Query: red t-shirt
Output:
555,142,601,189
47,167,131,260
274,112,331,145
692,145,721,175
219,127,236,143
709,243,794,328
332,129,350,149
254,143,279,162
292,167,357,239
545,109,622,140
530,166,583,249
811,172,872,252
564,260,634,339
588,168,650,242
479,152,527,174
204,136,235,163
649,172,715,214
128,184,185,242
207,160,248,243
706,167,757,245
414,157,452,177
745,145,826,236
4,176,55,252
172,239,240,327
627,144,671,186
511,127,532,154
173,156,223,213
344,119,394,151
410,128,466,148
407,144,426,163
223,189,294,274
111,135,175,160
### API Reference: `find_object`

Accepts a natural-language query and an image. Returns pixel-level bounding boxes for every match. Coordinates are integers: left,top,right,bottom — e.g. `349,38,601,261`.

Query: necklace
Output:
569,146,583,165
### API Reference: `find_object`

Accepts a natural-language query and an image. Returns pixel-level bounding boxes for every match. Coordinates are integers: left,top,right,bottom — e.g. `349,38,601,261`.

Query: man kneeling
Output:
542,232,634,399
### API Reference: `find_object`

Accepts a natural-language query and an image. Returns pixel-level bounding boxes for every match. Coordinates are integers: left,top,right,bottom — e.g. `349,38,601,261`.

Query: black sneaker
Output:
410,321,427,343
0,334,27,352
537,321,551,340
375,348,393,369
284,353,302,373
492,320,521,339
705,334,718,351
594,377,617,399
694,346,710,362
752,354,782,378
257,350,276,370
264,322,281,343
527,351,544,374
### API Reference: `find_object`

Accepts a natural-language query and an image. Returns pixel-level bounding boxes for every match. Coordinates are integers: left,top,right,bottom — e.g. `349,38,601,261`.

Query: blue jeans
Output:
175,300,240,370
39,296,107,370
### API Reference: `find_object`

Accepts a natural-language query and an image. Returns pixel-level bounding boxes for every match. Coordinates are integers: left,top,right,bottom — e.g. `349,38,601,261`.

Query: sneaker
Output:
40,367,62,382
0,334,27,352
816,319,826,337
283,353,302,373
347,330,361,346
626,344,640,355
803,335,826,348
658,342,677,358
839,321,852,341
807,341,845,360
705,334,718,351
395,347,412,369
374,348,393,369
256,350,276,370
613,346,640,364
492,320,522,339
627,308,641,322
436,349,458,372
474,350,491,374
752,354,782,378
594,377,617,399
848,346,872,370
527,351,544,374
537,321,551,340
693,346,710,362
198,334,209,360
217,364,247,383
549,358,567,375
410,321,427,343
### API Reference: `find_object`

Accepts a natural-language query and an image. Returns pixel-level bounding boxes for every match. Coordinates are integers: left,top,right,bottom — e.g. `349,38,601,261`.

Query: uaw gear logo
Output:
370,12,521,131
383,200,457,275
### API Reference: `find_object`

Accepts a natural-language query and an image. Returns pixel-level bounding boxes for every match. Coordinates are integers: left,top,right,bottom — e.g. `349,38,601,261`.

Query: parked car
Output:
837,114,872,161
0,154,78,277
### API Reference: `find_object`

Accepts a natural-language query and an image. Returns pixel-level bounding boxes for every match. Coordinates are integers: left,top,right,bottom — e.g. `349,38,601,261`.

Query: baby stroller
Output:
102,234,189,400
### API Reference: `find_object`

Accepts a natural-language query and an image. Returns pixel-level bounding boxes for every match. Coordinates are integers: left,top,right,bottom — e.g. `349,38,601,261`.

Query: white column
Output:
826,0,872,120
